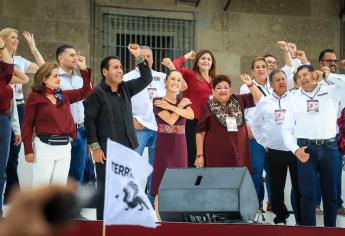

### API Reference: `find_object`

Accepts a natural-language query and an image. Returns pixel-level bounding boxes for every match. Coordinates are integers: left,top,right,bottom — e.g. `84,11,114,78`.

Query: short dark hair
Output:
269,69,286,83
100,56,121,79
296,64,315,75
263,54,277,60
211,74,231,89
56,45,75,62
318,49,336,62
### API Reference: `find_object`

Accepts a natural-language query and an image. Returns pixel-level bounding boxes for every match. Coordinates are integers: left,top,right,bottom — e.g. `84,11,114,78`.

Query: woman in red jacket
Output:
173,50,218,167
22,58,92,187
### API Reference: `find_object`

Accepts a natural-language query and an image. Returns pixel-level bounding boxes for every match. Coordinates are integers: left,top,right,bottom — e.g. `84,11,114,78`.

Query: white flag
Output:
103,139,158,228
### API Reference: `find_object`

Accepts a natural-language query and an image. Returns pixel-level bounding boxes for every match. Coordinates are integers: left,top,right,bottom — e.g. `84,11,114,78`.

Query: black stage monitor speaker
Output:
158,167,259,223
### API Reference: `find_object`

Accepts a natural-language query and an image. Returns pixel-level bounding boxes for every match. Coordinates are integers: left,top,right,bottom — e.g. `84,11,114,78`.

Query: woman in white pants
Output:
22,60,92,187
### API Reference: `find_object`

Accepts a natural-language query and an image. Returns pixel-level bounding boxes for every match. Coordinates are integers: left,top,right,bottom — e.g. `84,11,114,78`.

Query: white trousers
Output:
32,137,71,187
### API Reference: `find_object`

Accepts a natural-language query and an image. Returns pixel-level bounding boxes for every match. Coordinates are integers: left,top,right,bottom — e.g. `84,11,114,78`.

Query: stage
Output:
63,221,345,236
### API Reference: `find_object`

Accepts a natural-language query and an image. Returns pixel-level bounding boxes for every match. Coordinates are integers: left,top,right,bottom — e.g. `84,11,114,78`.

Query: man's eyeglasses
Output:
320,59,339,64
266,60,278,65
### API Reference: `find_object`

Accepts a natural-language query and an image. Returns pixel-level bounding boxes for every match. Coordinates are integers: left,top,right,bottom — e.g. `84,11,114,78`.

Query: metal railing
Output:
103,13,194,74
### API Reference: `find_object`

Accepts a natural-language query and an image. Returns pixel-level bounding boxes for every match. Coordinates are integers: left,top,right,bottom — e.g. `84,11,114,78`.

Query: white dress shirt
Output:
282,74,345,153
59,68,85,125
123,68,166,131
240,79,272,129
252,91,290,151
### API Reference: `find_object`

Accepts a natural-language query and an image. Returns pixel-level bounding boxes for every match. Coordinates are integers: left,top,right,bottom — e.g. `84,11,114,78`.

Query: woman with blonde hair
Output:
0,27,44,201
22,59,92,187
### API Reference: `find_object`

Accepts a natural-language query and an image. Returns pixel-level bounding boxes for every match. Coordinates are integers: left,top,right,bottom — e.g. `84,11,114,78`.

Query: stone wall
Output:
0,0,341,91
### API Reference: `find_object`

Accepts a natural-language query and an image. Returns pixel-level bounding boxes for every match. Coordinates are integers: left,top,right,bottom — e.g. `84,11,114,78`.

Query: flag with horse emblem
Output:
104,139,158,227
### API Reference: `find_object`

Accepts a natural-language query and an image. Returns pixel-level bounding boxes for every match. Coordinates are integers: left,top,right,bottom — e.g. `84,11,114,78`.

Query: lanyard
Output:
272,92,287,109
254,80,270,96
301,86,321,100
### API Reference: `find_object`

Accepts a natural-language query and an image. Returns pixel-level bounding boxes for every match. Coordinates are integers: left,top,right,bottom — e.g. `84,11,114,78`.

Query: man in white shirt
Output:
282,64,345,227
252,69,300,225
57,45,88,184
122,46,167,202
317,49,345,215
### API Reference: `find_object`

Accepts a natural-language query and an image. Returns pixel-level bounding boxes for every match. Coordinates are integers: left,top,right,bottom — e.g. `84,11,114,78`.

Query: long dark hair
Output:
192,49,218,81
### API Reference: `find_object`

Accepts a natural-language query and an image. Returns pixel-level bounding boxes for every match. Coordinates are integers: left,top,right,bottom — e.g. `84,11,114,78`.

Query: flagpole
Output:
102,224,106,236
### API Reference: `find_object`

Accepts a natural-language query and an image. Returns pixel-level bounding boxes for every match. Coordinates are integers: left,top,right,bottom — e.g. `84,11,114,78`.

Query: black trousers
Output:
95,163,106,220
267,148,301,223
185,119,198,167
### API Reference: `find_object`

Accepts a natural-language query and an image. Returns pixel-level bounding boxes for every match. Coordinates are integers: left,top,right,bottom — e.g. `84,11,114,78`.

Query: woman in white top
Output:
0,27,45,202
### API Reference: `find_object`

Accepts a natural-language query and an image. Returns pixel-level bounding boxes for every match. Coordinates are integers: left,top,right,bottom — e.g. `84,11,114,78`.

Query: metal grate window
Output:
103,13,194,74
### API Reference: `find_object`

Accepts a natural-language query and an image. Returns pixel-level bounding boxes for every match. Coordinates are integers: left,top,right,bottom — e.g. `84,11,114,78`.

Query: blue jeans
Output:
5,103,24,203
297,139,338,227
68,127,87,184
0,115,11,215
249,138,271,205
315,135,343,209
134,128,157,204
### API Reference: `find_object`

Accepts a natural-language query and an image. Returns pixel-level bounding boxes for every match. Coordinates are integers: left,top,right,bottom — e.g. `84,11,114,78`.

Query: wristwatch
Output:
135,55,146,65
90,142,101,151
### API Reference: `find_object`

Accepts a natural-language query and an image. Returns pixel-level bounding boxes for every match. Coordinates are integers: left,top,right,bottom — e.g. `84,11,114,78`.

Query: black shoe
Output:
273,217,286,225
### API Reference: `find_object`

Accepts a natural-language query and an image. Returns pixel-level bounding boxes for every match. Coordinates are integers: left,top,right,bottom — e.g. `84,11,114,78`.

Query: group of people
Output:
0,26,344,228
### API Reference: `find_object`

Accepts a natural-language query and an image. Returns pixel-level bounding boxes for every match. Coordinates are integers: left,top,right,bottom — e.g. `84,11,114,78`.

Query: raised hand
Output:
240,74,253,86
277,41,288,51
313,70,324,83
295,50,309,64
340,59,345,70
162,58,176,70
128,44,141,57
76,55,86,70
22,31,36,50
287,42,297,58
184,50,196,60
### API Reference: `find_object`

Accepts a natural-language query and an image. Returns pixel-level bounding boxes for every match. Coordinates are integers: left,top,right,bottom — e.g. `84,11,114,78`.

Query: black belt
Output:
299,138,335,145
38,135,70,146
76,123,84,129
16,99,24,105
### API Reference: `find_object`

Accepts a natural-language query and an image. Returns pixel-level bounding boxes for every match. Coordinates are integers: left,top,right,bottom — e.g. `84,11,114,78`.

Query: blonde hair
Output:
0,27,18,39
32,62,59,92
251,56,268,69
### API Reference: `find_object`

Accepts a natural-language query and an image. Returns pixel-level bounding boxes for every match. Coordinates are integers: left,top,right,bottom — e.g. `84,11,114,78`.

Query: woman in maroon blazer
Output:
22,58,92,187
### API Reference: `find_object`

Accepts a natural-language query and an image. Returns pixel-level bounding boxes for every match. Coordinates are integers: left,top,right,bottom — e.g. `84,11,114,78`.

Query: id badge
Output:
226,117,238,132
307,99,319,113
147,87,158,100
274,109,286,124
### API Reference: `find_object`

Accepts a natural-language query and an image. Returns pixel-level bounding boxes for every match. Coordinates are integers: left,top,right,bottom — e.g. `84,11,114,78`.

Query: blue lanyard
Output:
272,92,287,109
300,86,321,100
